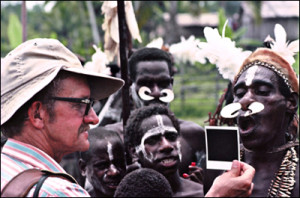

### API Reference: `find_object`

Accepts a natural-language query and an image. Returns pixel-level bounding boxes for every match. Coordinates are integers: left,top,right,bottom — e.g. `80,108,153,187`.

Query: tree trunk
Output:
86,1,100,45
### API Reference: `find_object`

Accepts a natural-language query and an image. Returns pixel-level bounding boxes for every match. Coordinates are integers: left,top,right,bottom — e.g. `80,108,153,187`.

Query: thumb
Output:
228,160,241,176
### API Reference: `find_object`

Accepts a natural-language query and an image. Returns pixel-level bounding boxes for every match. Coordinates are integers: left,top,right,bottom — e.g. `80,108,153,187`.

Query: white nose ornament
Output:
244,102,264,117
220,103,241,118
138,86,154,101
220,102,264,118
159,89,174,103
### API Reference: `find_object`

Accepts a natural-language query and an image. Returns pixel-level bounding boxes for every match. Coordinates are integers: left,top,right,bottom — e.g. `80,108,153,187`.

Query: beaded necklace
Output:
240,142,299,197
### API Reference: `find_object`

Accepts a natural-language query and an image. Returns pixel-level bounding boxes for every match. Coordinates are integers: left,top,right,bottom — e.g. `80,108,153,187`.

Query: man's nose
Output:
159,137,173,153
84,108,99,125
150,85,162,98
239,91,255,111
107,164,119,176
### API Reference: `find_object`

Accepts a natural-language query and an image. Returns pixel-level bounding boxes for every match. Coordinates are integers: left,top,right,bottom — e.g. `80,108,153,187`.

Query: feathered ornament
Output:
169,35,206,65
198,20,252,82
146,37,164,49
84,45,111,75
264,23,299,66
101,1,142,63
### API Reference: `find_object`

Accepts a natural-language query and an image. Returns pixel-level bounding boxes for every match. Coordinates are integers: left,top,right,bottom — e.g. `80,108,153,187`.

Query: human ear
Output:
128,146,141,163
28,101,44,129
286,92,298,114
79,159,87,176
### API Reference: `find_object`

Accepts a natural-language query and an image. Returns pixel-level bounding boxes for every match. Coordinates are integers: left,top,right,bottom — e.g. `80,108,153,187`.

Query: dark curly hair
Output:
124,105,180,155
128,47,174,81
114,168,172,197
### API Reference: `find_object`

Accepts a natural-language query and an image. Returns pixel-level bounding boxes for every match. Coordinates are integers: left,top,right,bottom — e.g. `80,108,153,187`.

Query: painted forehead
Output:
236,65,278,86
94,138,123,152
136,61,170,75
141,114,177,134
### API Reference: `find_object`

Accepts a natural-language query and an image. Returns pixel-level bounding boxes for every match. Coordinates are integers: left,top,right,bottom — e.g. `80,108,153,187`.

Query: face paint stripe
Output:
107,141,114,161
135,115,178,163
245,65,258,86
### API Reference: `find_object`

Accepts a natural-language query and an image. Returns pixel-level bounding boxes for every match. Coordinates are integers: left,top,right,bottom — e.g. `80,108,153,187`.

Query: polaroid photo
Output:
205,126,240,170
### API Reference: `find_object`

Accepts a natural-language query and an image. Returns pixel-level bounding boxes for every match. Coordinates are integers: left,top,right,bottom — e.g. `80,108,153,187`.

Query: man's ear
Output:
129,146,139,162
28,101,45,129
79,159,87,176
286,92,298,114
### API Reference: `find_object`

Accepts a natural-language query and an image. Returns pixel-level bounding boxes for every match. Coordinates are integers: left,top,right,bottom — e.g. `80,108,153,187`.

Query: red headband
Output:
234,48,299,94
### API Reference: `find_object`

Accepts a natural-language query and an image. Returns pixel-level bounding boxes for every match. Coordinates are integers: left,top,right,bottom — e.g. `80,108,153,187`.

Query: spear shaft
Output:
117,1,130,128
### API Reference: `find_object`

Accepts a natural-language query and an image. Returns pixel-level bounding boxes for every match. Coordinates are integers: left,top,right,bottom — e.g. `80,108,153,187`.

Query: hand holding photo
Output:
205,126,240,170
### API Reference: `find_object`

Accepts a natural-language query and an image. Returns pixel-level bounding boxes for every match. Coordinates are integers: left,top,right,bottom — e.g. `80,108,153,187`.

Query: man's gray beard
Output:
130,83,171,108
130,83,144,109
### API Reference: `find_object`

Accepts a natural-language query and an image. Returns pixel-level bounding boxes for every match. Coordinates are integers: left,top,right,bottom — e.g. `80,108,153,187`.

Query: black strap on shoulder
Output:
33,174,50,197
32,170,78,197
1,168,77,197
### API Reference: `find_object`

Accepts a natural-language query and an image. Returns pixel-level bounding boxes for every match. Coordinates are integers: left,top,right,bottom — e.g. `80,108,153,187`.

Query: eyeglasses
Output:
51,96,95,116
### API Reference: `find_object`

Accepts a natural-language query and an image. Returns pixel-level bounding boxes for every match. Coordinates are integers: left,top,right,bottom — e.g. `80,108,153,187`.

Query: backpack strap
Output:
1,169,77,197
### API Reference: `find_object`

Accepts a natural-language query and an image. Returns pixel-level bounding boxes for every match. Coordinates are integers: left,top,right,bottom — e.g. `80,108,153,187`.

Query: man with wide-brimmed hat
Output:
1,38,124,196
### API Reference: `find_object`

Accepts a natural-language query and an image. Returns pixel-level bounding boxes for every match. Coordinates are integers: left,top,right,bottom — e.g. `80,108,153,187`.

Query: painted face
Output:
132,61,173,108
233,66,288,151
44,75,99,157
85,138,126,196
135,114,181,176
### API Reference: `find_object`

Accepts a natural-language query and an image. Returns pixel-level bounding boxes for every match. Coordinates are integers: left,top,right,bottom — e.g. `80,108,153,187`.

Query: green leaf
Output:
7,13,22,48
218,8,232,38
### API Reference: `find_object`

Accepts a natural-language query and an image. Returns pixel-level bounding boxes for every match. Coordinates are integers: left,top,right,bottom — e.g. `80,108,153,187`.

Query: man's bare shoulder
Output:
174,178,204,197
178,119,205,151
178,119,204,135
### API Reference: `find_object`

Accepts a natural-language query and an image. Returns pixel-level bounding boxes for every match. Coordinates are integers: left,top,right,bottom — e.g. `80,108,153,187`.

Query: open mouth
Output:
238,116,256,136
159,157,178,167
105,181,120,189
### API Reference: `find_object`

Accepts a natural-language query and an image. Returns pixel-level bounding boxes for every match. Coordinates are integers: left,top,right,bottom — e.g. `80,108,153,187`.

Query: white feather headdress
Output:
264,23,299,66
198,20,252,81
84,45,111,75
169,35,206,65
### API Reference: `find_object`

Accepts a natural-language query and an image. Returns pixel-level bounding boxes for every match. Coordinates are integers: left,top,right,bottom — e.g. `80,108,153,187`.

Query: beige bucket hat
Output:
1,38,124,125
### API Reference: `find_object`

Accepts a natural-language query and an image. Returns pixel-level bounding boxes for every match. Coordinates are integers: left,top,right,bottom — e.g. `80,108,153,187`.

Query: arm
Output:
205,160,255,197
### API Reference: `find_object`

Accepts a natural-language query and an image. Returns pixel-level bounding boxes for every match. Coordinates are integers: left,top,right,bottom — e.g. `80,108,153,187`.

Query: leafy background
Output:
1,1,299,126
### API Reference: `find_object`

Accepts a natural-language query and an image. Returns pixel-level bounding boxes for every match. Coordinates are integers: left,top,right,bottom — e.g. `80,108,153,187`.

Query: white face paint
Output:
135,115,180,163
245,65,258,86
131,83,144,108
176,140,182,161
107,141,114,162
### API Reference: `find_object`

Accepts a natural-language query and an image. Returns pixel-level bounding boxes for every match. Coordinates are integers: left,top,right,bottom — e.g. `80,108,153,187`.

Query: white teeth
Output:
162,158,174,164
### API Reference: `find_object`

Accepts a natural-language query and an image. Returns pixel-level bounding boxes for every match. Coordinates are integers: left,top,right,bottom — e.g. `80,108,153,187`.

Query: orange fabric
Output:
234,48,299,94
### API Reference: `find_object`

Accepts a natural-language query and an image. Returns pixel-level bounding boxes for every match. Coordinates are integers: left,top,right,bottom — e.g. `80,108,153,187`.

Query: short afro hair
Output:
114,168,172,197
128,47,174,81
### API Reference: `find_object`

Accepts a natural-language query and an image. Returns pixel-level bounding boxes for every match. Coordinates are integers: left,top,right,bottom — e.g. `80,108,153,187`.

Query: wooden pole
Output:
21,1,27,42
117,1,130,128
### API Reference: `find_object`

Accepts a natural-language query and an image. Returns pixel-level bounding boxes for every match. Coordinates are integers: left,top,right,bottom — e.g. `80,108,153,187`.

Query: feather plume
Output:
198,20,252,81
267,24,299,66
84,45,111,75
146,37,164,49
101,1,142,63
169,35,206,64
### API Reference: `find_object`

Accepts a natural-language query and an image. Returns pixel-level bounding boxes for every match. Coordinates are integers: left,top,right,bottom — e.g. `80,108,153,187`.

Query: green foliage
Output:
218,8,232,38
293,52,299,76
7,13,22,49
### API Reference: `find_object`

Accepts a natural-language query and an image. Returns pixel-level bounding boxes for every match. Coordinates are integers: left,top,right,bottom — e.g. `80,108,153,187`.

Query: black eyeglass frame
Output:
51,96,95,116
